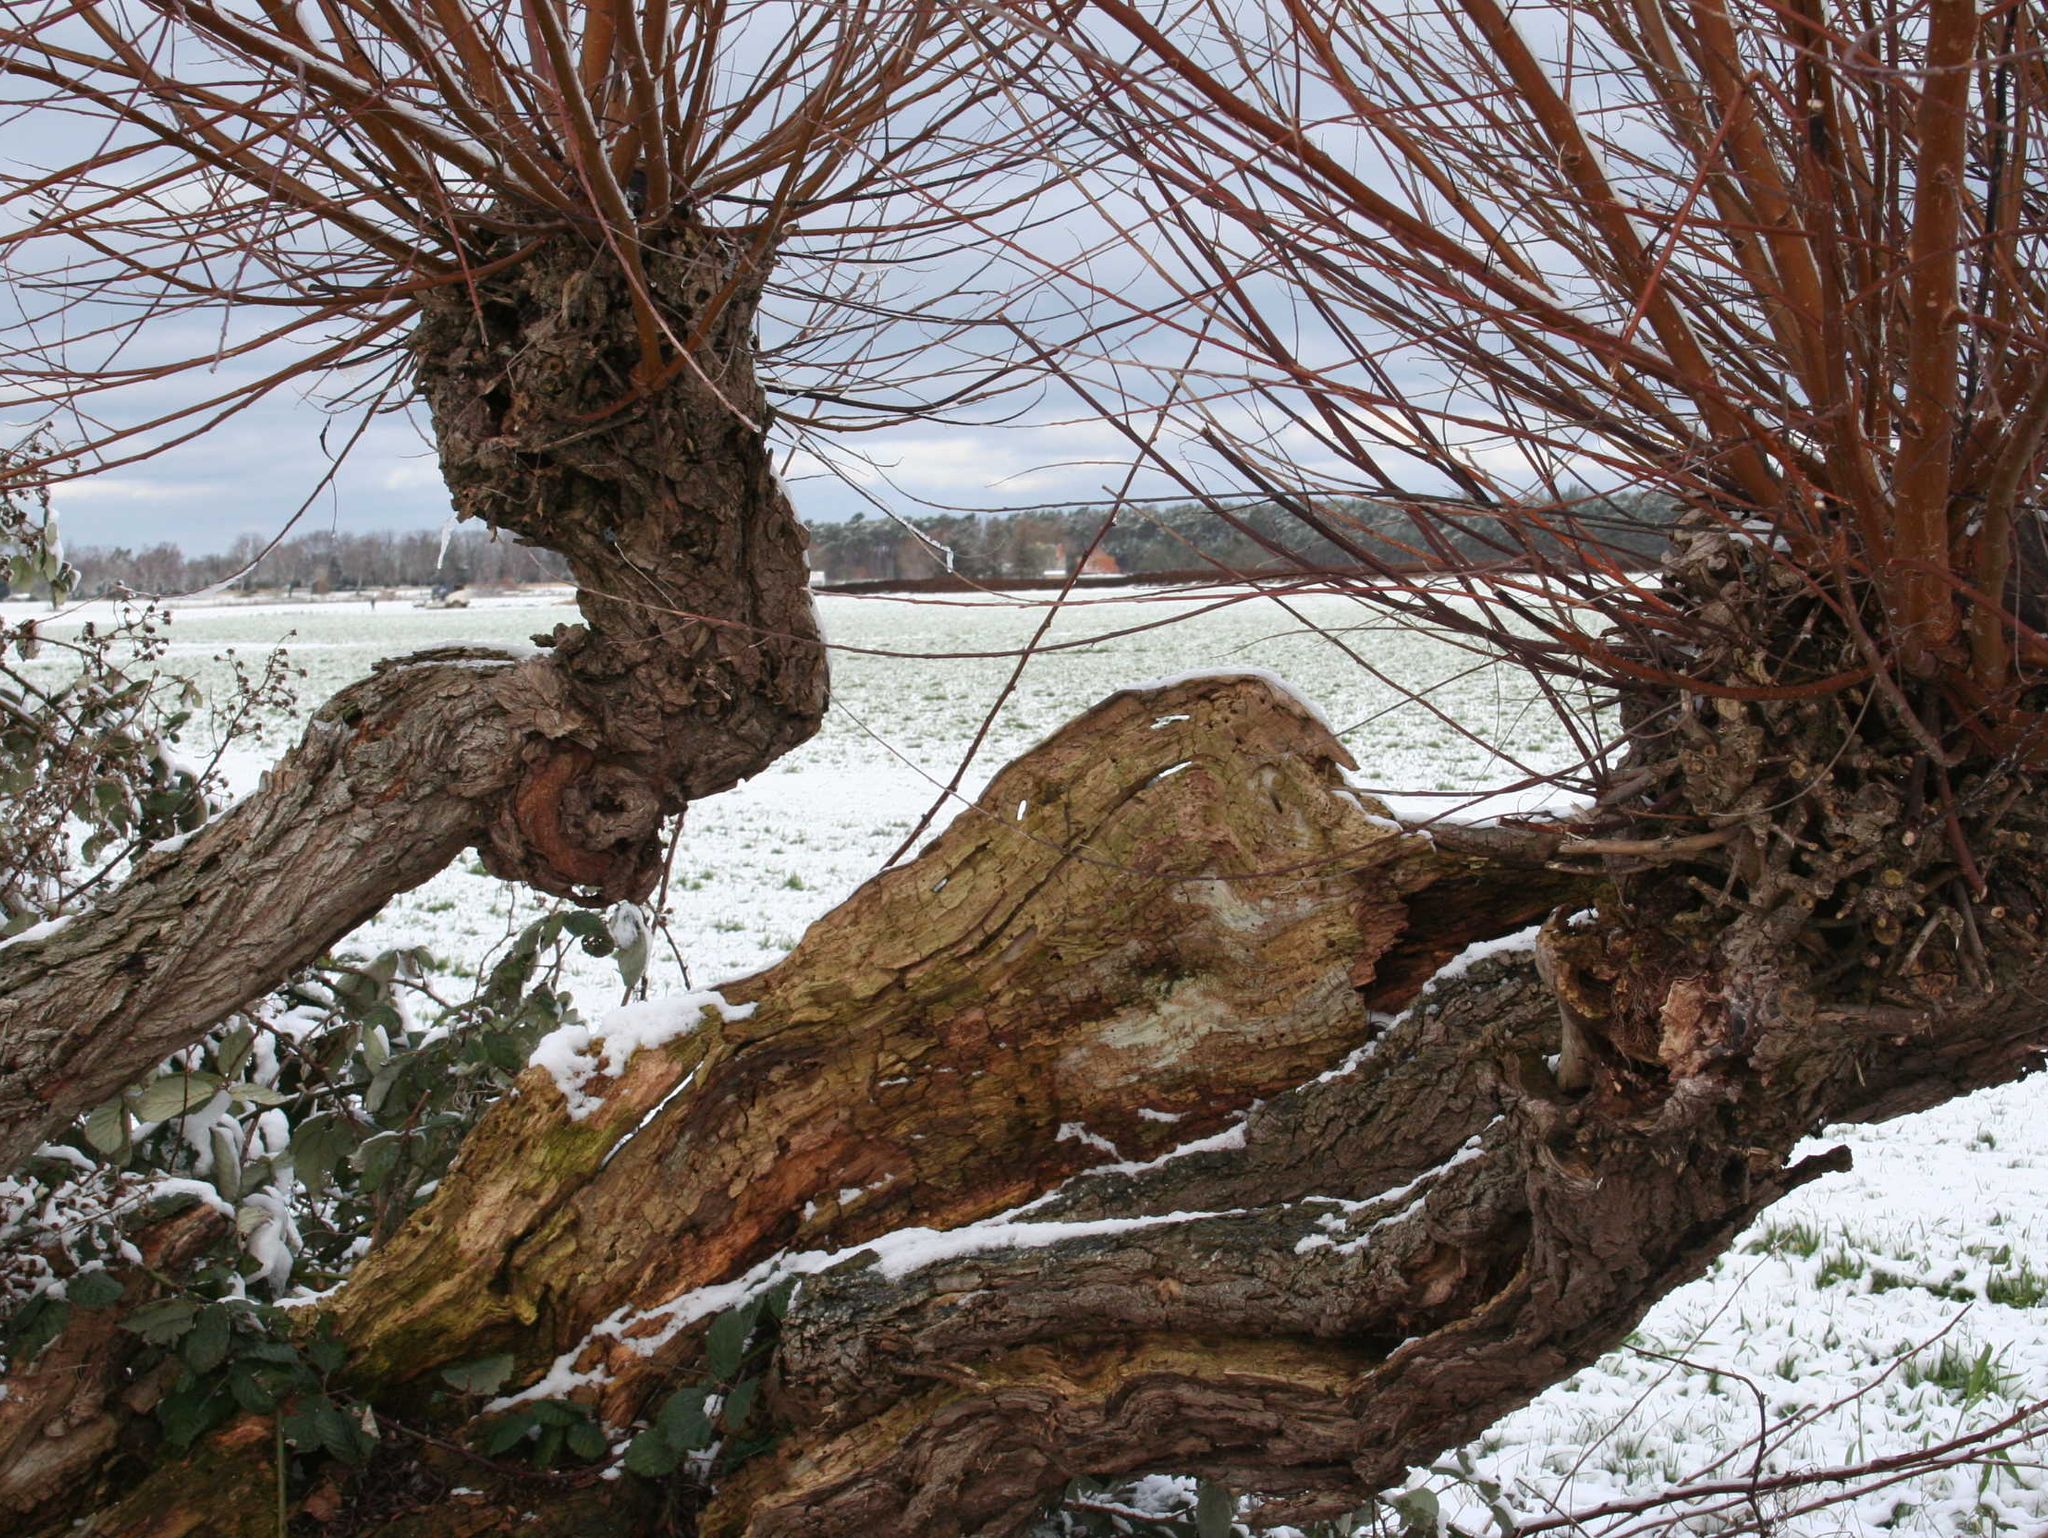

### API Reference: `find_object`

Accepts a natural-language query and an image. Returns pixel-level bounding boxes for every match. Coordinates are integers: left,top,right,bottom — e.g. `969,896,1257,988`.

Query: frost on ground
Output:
1423,1079,2048,1537
11,586,2047,1532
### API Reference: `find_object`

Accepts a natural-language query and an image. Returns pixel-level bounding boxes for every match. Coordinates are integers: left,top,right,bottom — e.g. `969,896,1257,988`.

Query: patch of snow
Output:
600,1068,698,1169
0,913,73,953
146,825,204,856
32,1144,95,1173
531,991,752,1121
1041,1118,1251,1191
1431,924,1542,984
867,1207,1243,1282
1294,1133,1490,1256
1367,781,1590,825
1056,1122,1122,1157
1317,1012,1404,1083
496,1203,1241,1412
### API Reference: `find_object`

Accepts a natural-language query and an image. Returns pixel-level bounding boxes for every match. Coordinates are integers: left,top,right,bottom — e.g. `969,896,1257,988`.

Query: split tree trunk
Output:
9,671,2044,1537
0,220,825,1174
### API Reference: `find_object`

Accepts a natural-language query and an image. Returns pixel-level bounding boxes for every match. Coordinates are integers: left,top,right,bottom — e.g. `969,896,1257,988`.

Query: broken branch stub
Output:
330,674,1514,1408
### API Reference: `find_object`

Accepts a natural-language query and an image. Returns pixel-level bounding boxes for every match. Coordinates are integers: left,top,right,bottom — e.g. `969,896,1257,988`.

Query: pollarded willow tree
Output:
0,0,1068,1166
965,0,2048,1512
0,0,2046,1535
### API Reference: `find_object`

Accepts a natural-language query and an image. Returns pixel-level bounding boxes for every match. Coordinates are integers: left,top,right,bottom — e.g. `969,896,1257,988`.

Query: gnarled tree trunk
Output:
0,218,825,1174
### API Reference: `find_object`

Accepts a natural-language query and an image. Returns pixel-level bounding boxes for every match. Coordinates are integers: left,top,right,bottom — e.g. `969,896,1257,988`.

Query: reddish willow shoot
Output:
986,0,2048,770
0,0,1068,484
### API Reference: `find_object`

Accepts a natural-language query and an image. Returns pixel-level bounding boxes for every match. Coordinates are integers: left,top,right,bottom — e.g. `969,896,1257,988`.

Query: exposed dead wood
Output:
0,1201,229,1519
326,673,1546,1407
2,673,1570,1533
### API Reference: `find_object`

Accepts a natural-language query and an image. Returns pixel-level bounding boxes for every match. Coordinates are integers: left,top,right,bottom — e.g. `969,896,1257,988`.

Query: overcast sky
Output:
39,392,1183,555
4,0,1592,559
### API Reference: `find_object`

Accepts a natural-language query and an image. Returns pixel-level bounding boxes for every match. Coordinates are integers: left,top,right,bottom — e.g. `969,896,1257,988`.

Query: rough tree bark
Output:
6,654,2043,1535
0,220,825,1174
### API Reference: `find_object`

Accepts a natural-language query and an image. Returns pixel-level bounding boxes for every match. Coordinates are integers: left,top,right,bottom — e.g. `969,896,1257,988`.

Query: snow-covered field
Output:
13,587,2046,1535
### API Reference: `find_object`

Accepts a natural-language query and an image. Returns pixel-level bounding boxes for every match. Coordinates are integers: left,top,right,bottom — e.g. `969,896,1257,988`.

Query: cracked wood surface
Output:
327,673,1529,1407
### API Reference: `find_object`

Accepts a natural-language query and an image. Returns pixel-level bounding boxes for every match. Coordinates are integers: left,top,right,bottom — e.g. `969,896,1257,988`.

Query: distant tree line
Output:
64,525,571,597
804,493,1680,585
56,494,1678,598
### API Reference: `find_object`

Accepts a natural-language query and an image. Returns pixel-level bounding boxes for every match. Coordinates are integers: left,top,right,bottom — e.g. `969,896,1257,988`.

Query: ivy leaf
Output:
237,1338,305,1368
290,1114,356,1197
1195,1480,1235,1538
531,1424,565,1470
224,1081,292,1108
179,1303,232,1375
67,1269,125,1310
83,1100,130,1157
122,1295,199,1345
720,1374,761,1433
159,1378,231,1450
565,1419,608,1462
317,1398,370,1464
132,1071,223,1123
280,1393,368,1463
476,1029,528,1074
479,1410,537,1457
607,904,649,992
209,1124,242,1203
613,932,648,992
304,1326,348,1378
622,1426,682,1478
559,911,613,955
229,1363,280,1413
704,1302,755,1381
1389,1488,1440,1535
8,1295,69,1361
349,1131,402,1192
440,1353,516,1397
655,1386,714,1452
363,1058,409,1115
214,1024,256,1079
